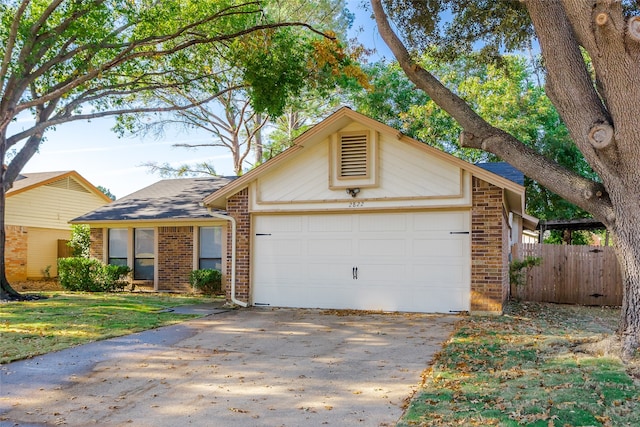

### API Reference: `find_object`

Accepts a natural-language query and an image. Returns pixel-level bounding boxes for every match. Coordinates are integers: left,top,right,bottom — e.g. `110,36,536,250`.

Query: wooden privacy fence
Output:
511,243,623,306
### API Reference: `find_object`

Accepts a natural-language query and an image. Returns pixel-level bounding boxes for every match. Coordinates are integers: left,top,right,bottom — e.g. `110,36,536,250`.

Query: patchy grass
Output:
399,302,640,427
0,292,222,364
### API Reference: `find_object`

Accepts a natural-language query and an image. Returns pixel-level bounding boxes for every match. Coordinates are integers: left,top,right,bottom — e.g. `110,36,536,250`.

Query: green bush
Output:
189,269,222,295
67,224,91,258
58,258,131,292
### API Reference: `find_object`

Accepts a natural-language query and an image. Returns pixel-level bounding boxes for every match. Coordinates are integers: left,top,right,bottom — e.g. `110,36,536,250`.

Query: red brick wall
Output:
225,188,250,303
5,225,28,281
157,226,193,292
471,177,508,313
90,228,104,261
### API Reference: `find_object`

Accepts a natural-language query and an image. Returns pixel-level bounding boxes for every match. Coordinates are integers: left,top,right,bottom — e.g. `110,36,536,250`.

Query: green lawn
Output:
0,292,221,364
399,302,640,427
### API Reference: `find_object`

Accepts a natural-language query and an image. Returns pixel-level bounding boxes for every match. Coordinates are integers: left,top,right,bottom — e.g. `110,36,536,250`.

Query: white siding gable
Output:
6,179,109,229
251,121,470,212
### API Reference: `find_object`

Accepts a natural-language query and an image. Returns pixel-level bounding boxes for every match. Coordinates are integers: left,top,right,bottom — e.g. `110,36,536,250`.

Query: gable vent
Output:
340,134,368,177
46,177,90,193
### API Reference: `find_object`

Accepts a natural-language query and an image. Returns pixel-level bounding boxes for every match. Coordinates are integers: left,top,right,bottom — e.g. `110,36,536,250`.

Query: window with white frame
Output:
108,228,128,267
199,226,222,271
134,228,154,280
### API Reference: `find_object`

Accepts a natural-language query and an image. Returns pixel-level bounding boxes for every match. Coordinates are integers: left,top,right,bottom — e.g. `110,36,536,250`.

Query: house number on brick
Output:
348,201,364,208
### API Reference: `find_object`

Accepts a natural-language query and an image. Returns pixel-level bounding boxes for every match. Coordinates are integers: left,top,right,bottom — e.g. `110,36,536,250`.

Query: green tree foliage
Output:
0,0,346,299
67,224,91,258
350,54,595,222
116,0,368,176
96,186,116,201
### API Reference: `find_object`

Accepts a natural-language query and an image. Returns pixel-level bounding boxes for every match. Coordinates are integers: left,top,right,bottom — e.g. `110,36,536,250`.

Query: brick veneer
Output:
89,228,104,261
157,226,193,292
5,225,28,281
471,177,509,313
225,188,250,303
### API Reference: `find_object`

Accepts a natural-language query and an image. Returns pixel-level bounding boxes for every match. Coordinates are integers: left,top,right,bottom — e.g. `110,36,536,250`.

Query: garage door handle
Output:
352,267,358,280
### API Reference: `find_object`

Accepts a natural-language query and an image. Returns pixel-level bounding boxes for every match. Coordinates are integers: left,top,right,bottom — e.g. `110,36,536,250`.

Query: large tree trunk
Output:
0,158,23,301
609,192,640,358
370,0,640,358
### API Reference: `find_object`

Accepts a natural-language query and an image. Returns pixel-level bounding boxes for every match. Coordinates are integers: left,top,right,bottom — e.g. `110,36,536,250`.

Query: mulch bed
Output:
13,280,64,292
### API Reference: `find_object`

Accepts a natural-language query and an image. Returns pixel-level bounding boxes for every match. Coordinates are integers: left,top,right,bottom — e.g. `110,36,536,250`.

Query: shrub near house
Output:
58,258,131,292
189,269,222,295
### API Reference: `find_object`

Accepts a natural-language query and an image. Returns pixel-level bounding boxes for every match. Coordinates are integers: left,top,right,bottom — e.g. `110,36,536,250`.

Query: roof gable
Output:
203,107,525,214
8,171,112,202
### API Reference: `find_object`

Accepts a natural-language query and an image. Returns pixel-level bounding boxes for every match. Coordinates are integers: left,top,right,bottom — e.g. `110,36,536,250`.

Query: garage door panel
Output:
253,212,470,313
357,263,406,281
358,239,406,256
359,214,407,232
413,238,467,257
254,262,307,282
257,215,303,232
308,239,352,256
413,211,467,231
413,263,465,283
351,291,403,311
308,215,353,232
263,239,304,256
307,262,354,280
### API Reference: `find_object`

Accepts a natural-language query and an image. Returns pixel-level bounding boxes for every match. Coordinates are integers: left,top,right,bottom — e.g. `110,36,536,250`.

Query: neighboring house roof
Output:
476,162,525,186
71,176,234,223
203,107,527,215
8,170,112,202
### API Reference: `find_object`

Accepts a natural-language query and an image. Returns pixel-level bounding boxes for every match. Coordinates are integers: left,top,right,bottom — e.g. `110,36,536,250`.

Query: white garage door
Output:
252,211,470,313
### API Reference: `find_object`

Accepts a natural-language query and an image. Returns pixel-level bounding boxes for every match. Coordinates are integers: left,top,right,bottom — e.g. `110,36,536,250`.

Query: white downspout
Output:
206,209,248,307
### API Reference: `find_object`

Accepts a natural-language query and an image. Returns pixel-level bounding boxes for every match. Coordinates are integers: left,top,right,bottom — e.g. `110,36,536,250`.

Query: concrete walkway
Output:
1,307,458,427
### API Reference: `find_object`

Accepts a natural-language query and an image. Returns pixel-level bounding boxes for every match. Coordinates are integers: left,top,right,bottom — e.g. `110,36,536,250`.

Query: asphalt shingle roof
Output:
72,176,234,222
476,162,525,186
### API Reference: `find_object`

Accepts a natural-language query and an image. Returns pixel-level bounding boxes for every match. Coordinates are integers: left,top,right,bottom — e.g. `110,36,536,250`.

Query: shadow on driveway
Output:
1,308,458,427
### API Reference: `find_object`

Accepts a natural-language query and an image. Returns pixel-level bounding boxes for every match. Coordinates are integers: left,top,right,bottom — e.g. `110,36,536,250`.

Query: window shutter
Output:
340,134,368,177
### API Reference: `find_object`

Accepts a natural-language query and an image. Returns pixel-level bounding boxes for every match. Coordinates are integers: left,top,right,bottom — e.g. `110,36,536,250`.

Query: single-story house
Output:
205,107,534,314
74,107,536,314
71,177,234,292
6,171,112,281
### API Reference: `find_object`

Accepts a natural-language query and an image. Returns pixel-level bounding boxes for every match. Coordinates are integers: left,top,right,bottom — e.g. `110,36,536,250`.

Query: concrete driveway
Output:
1,307,457,427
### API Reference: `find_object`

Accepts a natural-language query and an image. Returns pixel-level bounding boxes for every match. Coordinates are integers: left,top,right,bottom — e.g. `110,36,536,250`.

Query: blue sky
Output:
19,1,390,199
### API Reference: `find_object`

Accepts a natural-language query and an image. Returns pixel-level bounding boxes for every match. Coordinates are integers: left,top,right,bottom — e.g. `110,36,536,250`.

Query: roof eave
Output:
69,215,228,226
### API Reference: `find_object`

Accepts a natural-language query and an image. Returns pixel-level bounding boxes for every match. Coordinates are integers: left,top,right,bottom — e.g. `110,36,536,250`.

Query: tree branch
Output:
0,0,29,92
371,0,615,224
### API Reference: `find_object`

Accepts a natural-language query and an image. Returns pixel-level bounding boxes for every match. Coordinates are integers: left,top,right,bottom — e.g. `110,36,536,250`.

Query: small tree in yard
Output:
371,0,640,357
67,224,91,258
0,1,351,301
